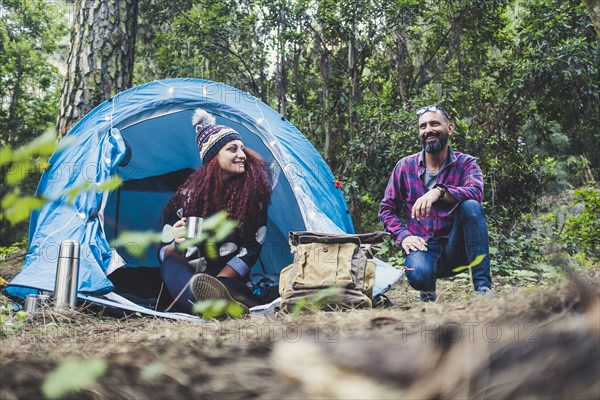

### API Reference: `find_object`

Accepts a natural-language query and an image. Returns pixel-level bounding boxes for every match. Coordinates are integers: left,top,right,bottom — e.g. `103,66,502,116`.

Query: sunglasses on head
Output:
416,104,449,119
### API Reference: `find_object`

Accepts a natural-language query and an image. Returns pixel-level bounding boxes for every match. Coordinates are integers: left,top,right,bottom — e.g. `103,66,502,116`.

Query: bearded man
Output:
379,105,493,302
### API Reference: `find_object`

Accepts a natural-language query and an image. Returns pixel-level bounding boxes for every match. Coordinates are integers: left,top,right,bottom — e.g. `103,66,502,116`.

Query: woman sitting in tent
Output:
158,109,272,315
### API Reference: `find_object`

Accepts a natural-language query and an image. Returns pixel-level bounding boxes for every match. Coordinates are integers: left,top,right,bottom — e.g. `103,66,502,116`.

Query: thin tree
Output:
586,0,600,36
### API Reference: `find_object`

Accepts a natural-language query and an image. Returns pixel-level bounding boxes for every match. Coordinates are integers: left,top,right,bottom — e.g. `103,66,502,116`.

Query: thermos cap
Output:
58,240,80,259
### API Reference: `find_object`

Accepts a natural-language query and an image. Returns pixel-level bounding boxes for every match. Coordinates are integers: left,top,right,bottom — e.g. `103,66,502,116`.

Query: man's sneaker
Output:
190,274,249,317
420,291,437,302
475,286,495,298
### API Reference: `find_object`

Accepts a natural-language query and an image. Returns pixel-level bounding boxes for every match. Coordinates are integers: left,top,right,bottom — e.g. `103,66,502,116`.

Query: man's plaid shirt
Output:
379,148,484,246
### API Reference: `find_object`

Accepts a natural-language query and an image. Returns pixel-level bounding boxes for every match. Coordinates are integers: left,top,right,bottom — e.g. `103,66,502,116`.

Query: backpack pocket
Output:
291,242,356,289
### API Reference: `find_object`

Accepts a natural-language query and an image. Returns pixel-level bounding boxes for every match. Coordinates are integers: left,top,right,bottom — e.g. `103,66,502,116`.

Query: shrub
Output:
561,187,600,263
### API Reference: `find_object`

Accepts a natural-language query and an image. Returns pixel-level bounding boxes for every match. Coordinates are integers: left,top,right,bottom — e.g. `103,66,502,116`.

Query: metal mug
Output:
186,217,204,239
24,294,50,313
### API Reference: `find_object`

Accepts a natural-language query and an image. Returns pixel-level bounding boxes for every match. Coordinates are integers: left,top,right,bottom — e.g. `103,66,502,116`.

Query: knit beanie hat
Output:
193,109,242,163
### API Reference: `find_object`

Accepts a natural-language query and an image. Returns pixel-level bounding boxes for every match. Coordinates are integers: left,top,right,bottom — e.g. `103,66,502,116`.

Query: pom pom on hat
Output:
192,109,216,127
193,109,242,163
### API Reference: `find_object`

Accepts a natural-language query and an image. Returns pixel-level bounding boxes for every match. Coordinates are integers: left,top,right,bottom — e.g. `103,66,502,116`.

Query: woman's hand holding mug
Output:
172,218,187,244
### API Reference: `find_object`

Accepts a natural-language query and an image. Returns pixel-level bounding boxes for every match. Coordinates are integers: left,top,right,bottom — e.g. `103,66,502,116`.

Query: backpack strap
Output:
289,231,389,246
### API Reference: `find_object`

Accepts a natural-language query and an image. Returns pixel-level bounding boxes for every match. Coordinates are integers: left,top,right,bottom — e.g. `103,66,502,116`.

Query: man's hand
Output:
401,235,428,254
411,189,442,220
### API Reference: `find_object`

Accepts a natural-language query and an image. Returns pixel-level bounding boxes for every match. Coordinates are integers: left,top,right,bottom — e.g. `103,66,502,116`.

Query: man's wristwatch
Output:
435,185,447,199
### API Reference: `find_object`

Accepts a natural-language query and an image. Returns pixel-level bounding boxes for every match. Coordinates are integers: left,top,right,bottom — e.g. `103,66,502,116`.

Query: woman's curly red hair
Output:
164,148,271,236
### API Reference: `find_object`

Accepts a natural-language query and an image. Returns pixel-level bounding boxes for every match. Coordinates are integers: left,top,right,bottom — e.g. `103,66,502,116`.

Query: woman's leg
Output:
160,256,197,314
215,277,263,308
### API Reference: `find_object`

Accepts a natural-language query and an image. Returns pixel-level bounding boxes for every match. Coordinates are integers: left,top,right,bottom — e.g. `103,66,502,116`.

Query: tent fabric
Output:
7,78,402,305
79,292,204,322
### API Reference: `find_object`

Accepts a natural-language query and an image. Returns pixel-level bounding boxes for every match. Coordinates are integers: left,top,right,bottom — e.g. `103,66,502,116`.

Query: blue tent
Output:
7,78,401,315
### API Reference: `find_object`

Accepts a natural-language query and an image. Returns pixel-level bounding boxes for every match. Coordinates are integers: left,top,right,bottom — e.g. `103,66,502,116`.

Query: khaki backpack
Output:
279,231,388,312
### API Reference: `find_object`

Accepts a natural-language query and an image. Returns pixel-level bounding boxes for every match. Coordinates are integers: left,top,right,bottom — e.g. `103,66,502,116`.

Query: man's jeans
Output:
404,200,492,293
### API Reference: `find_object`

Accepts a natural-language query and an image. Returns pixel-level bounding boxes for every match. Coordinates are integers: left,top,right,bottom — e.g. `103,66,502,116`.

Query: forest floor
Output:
0,259,599,400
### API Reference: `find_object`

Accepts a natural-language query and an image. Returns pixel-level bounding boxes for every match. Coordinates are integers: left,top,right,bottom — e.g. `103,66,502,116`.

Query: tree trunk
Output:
394,29,408,108
276,51,288,116
586,0,600,37
347,31,357,140
292,45,304,107
317,26,332,164
6,57,23,146
346,29,361,231
57,0,138,138
275,8,288,116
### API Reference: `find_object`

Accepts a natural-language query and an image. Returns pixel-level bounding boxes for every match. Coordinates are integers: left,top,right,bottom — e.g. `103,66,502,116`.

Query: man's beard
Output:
421,131,449,153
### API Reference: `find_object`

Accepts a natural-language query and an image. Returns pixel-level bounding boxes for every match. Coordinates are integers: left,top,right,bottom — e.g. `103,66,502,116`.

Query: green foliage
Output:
0,129,60,228
453,254,487,273
0,129,98,234
561,188,600,262
0,0,68,147
111,210,236,259
192,299,245,320
376,236,405,269
341,107,417,231
0,128,57,170
484,153,557,217
0,0,68,244
0,240,25,260
453,254,486,289
0,295,27,336
289,287,345,316
486,191,586,284
141,0,272,99
1,193,46,225
109,231,164,258
198,211,238,242
504,0,599,173
488,211,552,282
41,358,108,399
64,176,123,203
563,155,596,188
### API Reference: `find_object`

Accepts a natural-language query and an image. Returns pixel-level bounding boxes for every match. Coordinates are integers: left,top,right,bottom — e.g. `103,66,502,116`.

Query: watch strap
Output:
435,185,446,198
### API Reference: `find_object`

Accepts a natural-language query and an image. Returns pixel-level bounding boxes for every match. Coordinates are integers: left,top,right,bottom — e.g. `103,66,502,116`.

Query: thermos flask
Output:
53,240,80,310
